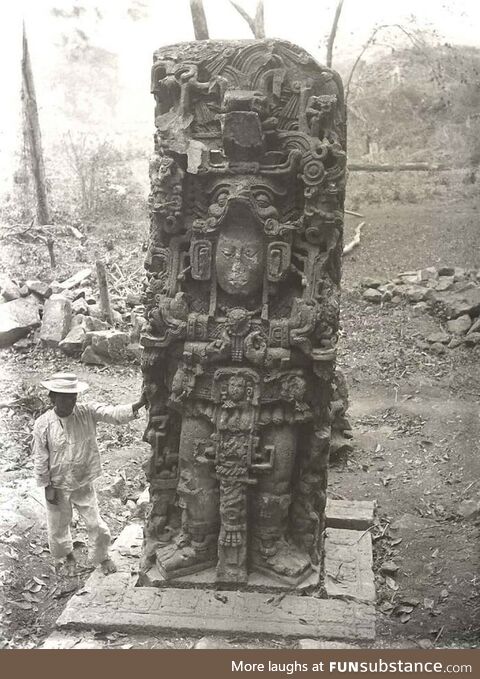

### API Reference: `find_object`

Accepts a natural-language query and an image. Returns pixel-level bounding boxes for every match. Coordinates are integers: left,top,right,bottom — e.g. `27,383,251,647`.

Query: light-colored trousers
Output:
45,482,111,563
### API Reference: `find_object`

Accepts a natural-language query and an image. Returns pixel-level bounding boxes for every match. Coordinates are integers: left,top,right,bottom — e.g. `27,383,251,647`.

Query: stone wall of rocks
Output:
0,271,145,364
361,266,480,352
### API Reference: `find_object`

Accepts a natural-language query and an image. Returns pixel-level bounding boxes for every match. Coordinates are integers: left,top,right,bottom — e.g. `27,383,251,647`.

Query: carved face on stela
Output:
207,179,287,299
215,217,264,297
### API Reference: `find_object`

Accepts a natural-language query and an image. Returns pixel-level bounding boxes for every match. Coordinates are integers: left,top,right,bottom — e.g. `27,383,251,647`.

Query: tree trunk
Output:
190,0,209,40
326,0,344,68
21,23,50,227
96,260,114,325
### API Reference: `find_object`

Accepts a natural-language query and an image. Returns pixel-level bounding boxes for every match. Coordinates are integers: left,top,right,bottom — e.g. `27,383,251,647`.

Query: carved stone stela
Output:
140,39,346,588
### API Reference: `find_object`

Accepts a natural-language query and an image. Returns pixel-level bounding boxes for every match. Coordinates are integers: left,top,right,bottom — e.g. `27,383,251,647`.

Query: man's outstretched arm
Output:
87,391,147,425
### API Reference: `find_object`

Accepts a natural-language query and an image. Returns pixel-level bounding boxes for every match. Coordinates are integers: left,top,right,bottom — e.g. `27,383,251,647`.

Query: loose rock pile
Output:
0,271,145,364
361,266,480,351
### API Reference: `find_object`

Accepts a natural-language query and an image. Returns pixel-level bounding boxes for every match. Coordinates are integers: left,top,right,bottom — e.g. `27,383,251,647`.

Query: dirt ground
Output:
0,175,479,648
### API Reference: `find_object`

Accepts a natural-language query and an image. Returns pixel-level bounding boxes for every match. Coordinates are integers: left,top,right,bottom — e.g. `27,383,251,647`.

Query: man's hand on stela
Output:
132,391,148,415
45,485,58,505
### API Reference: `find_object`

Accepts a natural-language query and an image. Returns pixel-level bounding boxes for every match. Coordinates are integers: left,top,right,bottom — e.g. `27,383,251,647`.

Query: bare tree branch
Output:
345,23,442,103
229,0,265,38
190,0,209,40
326,0,344,68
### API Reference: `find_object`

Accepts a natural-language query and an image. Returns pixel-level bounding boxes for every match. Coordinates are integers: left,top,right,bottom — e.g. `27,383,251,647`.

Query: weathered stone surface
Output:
380,560,399,575
194,637,234,649
80,345,106,365
415,339,430,351
72,297,90,315
397,271,420,285
73,287,96,304
434,276,454,292
108,476,126,498
453,267,467,281
297,639,359,649
402,285,430,303
438,266,455,276
425,332,450,345
26,279,50,299
41,632,104,649
324,528,375,604
46,280,63,296
430,342,446,355
446,314,472,335
134,488,150,517
71,313,88,328
448,337,464,349
85,316,109,331
40,294,72,347
411,301,429,315
141,558,320,591
136,488,150,507
418,267,438,282
59,326,87,356
457,499,480,520
361,278,382,289
463,332,480,346
126,292,143,307
326,499,375,530
56,583,375,640
378,283,398,295
0,276,21,301
111,309,123,325
467,318,480,335
434,287,480,319
54,523,374,641
13,336,35,352
87,303,104,319
0,295,41,347
363,288,383,304
87,329,129,362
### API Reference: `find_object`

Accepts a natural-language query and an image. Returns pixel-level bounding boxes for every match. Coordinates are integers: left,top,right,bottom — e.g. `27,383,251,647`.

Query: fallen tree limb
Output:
343,221,365,255
345,209,364,218
348,162,445,172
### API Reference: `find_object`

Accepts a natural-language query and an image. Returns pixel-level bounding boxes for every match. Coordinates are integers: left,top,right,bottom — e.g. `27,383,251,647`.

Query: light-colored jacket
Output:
33,403,136,491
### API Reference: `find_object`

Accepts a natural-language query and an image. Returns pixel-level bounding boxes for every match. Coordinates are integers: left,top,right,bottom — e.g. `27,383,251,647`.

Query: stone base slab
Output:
142,561,320,592
57,581,374,640
324,528,375,603
55,512,375,641
326,499,375,530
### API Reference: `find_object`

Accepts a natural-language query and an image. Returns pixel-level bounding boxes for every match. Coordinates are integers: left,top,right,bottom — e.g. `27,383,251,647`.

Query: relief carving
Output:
140,39,346,587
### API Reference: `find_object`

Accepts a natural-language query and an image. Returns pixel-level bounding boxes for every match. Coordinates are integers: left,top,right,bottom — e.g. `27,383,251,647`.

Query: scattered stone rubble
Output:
361,266,480,350
0,271,145,363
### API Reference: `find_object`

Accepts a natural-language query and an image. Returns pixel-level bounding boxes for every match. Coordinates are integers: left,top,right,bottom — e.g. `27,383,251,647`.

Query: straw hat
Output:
40,372,89,394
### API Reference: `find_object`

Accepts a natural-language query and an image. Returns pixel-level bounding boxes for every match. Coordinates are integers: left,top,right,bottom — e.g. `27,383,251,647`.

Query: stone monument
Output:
140,39,347,588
